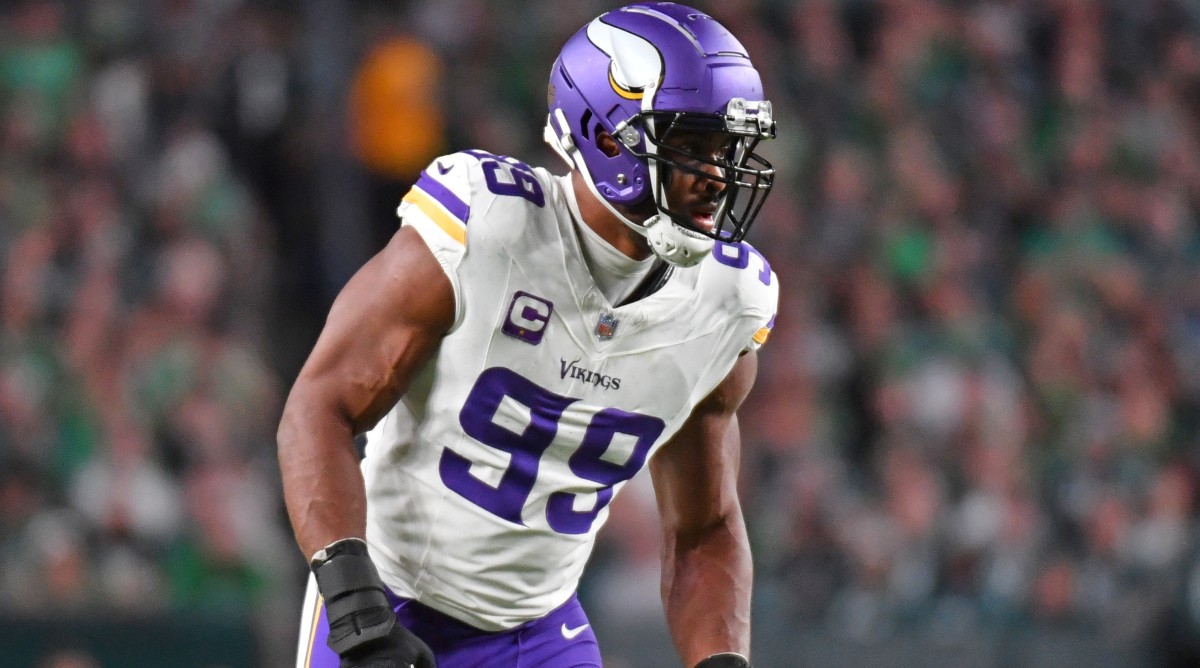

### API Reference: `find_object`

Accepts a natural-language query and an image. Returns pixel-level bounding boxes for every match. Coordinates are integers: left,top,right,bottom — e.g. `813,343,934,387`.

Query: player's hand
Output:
694,652,751,668
312,538,437,668
338,618,436,668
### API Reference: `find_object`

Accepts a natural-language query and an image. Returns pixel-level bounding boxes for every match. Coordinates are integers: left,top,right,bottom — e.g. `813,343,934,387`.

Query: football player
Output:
279,3,778,667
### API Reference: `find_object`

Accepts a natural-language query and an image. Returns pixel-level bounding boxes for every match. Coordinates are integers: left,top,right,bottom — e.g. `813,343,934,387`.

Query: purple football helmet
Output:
545,2,775,266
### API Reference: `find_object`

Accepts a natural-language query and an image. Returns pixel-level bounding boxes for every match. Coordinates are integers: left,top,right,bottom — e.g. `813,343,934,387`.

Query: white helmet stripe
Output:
621,6,705,55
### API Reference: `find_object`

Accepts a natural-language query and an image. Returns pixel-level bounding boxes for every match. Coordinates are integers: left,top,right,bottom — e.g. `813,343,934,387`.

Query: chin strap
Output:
544,108,713,268
644,214,714,267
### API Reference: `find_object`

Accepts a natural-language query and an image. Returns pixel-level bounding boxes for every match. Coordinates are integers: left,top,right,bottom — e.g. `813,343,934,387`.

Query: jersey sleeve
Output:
396,152,478,323
744,307,777,353
707,240,779,354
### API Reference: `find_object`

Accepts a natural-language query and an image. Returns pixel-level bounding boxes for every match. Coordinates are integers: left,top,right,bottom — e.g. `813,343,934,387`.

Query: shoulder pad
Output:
709,241,777,303
398,152,480,245
400,150,551,240
459,149,549,209
707,240,780,350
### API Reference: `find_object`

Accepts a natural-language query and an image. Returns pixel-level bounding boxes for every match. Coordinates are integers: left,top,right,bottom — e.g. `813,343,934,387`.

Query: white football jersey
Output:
361,150,778,631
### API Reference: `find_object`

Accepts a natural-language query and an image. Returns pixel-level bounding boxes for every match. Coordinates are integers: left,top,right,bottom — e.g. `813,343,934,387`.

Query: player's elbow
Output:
665,504,748,556
275,391,307,460
276,382,337,459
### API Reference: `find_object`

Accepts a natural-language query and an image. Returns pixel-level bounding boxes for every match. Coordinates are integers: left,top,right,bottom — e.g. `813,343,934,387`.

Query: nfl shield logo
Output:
595,312,619,341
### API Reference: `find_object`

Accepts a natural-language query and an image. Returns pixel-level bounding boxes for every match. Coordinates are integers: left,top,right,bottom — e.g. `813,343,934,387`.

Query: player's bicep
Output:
650,352,758,537
292,226,456,435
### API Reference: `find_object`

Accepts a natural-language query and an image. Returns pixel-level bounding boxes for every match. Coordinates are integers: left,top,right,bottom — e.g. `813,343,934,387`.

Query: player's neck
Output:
570,171,653,261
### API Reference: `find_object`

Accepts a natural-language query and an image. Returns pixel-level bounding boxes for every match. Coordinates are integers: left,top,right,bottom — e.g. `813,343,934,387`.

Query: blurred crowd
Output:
0,0,298,663
742,0,1200,653
3,0,1200,665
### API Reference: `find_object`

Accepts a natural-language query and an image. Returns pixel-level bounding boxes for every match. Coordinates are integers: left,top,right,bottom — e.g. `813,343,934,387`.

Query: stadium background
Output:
2,0,1200,666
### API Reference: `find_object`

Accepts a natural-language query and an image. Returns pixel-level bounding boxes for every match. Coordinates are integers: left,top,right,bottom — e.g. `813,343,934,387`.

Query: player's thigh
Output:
516,594,603,668
296,576,520,668
297,578,602,668
391,597,519,666
390,594,602,667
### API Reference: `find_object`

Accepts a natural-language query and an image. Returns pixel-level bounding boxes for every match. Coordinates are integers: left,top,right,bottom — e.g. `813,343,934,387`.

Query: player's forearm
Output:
278,397,369,560
660,510,753,666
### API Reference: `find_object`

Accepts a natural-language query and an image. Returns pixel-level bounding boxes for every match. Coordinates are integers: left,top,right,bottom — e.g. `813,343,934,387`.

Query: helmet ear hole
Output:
595,131,621,158
579,110,592,139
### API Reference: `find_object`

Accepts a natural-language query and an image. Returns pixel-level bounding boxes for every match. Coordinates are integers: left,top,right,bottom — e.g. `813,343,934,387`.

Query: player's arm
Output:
277,225,452,667
650,351,758,668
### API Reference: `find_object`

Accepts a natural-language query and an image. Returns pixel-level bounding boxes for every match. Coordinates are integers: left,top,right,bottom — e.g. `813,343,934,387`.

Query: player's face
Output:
657,130,733,233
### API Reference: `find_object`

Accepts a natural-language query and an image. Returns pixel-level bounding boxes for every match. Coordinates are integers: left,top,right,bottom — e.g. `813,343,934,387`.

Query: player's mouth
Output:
690,208,716,231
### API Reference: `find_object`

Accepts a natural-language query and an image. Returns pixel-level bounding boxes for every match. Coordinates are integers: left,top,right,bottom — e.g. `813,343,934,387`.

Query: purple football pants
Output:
296,576,603,667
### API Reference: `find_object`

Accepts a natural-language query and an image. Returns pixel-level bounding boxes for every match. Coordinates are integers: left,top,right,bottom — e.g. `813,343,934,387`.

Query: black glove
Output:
311,538,437,668
694,652,752,668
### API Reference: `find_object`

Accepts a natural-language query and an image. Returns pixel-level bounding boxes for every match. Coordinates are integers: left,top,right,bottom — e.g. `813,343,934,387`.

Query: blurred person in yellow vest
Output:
349,34,446,250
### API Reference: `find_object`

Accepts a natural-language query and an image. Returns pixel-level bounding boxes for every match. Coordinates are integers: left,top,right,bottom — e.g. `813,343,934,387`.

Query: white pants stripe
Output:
295,574,324,668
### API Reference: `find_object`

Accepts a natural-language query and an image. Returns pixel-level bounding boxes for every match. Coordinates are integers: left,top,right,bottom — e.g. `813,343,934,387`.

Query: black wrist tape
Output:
312,546,396,656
